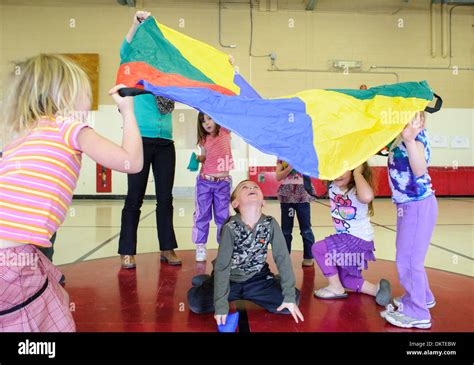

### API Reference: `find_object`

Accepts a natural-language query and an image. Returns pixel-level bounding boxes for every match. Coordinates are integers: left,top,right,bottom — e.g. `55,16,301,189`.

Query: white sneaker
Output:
380,303,396,319
384,309,432,329
393,296,436,309
195,244,207,262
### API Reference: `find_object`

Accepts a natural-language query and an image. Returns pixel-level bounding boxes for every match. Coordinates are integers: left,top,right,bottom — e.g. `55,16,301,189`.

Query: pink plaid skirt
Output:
0,244,75,332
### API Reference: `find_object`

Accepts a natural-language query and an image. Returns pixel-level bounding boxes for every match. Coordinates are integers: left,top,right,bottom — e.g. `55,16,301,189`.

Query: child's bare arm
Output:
402,112,427,177
405,141,426,177
353,166,374,204
125,11,151,43
78,85,143,174
275,161,292,181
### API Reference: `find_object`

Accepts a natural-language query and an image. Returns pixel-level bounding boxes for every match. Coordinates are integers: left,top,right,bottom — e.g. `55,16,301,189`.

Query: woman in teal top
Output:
118,11,181,268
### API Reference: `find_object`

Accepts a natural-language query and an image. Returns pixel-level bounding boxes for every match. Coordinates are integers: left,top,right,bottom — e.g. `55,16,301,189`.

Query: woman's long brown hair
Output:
197,112,220,145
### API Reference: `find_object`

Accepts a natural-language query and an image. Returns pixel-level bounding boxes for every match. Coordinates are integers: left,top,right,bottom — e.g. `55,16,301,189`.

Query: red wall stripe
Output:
249,166,474,197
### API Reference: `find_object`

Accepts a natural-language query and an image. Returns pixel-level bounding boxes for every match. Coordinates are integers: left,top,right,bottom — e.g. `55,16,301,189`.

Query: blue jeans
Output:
280,202,315,259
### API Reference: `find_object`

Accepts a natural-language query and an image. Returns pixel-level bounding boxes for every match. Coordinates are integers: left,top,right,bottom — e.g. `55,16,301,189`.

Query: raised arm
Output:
401,112,427,177
275,161,292,181
77,85,143,174
125,11,151,43
353,165,374,204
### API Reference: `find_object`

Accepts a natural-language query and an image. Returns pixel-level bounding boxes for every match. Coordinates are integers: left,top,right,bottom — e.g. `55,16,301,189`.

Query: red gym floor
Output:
60,250,473,332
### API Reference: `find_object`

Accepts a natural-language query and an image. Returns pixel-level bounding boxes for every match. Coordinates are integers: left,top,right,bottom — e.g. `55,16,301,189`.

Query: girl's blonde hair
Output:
1,54,91,144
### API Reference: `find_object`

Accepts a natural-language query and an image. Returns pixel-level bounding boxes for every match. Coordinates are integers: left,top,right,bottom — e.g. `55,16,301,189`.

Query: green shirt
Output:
213,213,297,315
120,39,173,139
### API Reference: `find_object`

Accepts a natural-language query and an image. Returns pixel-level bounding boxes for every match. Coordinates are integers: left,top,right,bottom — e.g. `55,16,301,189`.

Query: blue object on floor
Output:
217,312,239,333
187,152,200,172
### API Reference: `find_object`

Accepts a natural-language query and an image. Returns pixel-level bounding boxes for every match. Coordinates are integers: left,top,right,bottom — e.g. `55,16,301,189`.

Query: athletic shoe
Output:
393,296,436,309
384,310,432,329
380,303,396,319
195,244,207,262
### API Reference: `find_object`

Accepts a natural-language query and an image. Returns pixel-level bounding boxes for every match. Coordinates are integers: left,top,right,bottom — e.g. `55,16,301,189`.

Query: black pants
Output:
38,232,57,262
187,265,300,314
280,202,315,259
118,137,178,255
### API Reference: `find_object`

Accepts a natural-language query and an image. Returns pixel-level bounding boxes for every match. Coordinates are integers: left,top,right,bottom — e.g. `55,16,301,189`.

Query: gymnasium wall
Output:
0,0,472,196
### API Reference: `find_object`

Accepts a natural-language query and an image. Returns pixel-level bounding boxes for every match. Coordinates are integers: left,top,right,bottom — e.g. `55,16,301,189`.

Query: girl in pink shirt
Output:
192,113,234,262
0,54,143,332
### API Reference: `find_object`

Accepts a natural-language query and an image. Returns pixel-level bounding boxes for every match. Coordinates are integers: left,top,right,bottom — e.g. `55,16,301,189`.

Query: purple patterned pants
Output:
192,175,231,244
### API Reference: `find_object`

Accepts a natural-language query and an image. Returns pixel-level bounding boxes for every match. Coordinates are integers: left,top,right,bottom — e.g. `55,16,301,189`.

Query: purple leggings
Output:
311,240,365,292
395,195,437,320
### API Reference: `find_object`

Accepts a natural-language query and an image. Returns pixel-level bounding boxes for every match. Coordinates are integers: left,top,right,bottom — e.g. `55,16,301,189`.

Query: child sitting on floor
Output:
187,179,304,325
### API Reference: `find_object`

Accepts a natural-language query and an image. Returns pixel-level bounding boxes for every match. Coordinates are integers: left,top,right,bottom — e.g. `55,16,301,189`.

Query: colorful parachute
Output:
117,17,438,180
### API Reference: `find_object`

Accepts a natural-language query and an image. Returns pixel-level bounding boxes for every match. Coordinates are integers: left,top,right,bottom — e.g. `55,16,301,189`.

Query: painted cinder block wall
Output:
0,0,472,196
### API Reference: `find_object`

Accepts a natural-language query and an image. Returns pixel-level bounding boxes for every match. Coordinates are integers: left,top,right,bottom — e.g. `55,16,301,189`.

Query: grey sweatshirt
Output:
213,213,297,315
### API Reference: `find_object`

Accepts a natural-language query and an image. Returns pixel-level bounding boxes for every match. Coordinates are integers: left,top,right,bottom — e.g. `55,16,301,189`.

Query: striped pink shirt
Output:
0,117,89,247
200,127,234,175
